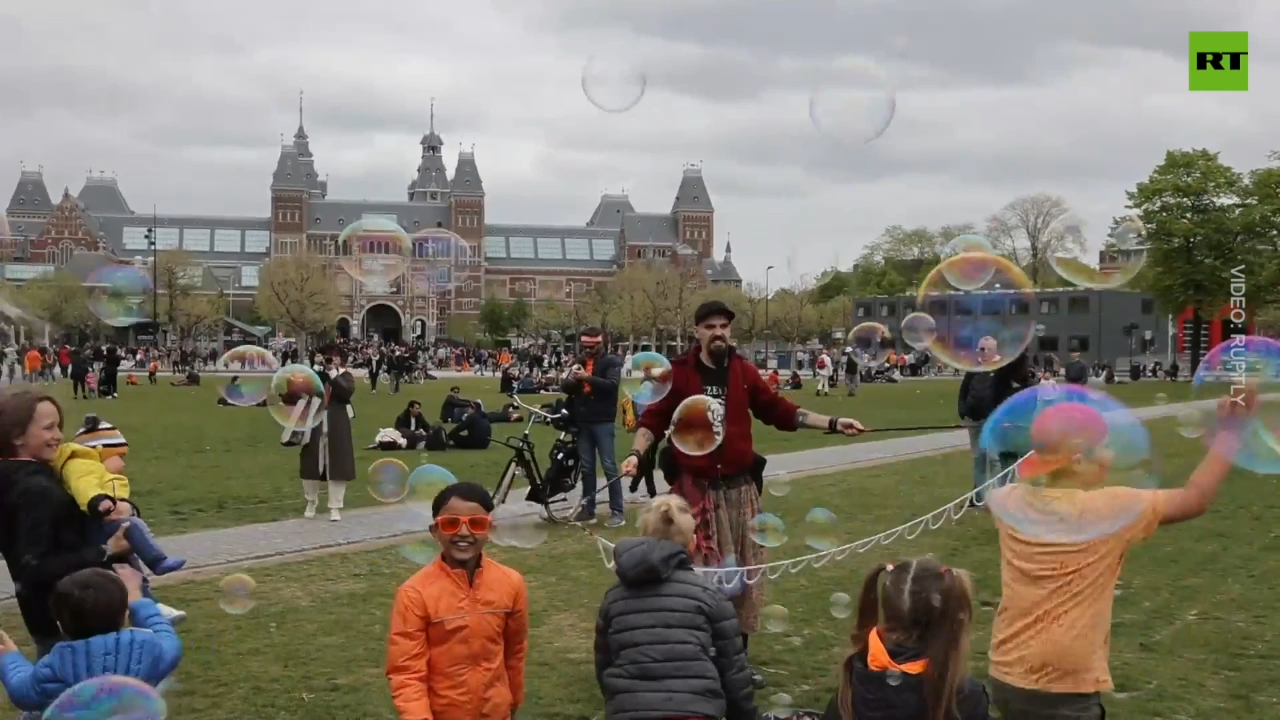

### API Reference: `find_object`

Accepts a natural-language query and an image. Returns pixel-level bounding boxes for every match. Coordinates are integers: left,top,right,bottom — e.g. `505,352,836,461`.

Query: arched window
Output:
58,241,74,266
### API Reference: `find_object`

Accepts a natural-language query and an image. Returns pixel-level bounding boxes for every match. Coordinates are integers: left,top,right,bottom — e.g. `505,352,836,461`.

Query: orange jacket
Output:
386,555,529,720
24,350,40,372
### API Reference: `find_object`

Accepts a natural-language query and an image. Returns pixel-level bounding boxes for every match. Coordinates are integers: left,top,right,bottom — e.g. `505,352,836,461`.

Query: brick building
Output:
2,101,740,343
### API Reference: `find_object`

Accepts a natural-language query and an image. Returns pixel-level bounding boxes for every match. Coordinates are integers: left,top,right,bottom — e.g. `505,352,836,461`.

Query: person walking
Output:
300,355,357,521
621,300,866,687
563,327,626,528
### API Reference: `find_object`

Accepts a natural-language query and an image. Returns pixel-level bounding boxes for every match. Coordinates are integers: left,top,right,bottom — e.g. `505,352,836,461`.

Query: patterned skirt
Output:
679,476,765,635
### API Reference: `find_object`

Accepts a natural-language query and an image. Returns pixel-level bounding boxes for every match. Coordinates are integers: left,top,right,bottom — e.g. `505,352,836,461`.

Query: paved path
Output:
0,397,1221,600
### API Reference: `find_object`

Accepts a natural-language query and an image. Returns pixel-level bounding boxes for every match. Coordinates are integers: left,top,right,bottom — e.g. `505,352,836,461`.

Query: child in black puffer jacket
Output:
593,495,756,720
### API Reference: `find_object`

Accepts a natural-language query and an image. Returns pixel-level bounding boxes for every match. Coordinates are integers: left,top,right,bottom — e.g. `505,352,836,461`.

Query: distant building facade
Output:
2,102,741,343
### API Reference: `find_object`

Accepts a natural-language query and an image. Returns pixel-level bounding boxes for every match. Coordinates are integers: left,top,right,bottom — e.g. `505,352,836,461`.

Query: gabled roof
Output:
77,176,134,216
450,151,484,196
671,167,713,213
271,145,309,190
7,170,53,215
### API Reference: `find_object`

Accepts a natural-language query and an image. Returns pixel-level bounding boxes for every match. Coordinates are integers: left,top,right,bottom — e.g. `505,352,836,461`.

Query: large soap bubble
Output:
1047,218,1146,289
86,265,153,327
337,217,411,290
267,364,326,430
980,383,1159,543
624,351,673,405
582,55,647,113
809,61,896,147
1185,336,1280,475
215,345,279,407
44,675,167,719
916,253,1037,373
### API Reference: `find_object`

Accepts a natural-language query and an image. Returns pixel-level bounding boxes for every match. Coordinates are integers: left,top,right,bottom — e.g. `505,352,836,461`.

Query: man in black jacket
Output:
957,338,1033,505
563,327,625,527
438,386,473,423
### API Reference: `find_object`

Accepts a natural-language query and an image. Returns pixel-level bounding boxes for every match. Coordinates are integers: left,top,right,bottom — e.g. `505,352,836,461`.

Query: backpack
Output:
423,426,449,451
816,356,828,370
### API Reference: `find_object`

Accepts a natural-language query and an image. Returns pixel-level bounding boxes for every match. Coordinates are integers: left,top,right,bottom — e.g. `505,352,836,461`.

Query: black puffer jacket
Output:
821,644,990,720
594,537,756,720
957,353,1033,422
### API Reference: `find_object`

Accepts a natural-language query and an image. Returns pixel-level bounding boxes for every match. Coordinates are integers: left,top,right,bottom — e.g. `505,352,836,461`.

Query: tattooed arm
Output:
793,408,835,431
630,427,657,455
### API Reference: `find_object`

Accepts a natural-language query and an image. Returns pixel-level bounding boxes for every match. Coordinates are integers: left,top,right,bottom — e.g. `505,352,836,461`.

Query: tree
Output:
735,282,769,345
151,249,199,333
505,298,531,340
172,293,224,341
1127,149,1249,373
11,271,100,339
478,296,510,341
254,252,341,349
576,283,624,335
610,265,658,348
767,281,821,363
863,225,946,262
1239,164,1280,309
446,314,477,344
985,193,1084,286
528,301,569,343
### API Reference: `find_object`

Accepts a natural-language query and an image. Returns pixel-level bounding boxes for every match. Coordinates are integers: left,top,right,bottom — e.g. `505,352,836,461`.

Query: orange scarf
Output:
866,628,928,675
582,358,595,394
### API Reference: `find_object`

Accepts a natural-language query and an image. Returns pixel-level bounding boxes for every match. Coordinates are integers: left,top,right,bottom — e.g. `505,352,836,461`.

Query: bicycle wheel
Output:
493,456,525,506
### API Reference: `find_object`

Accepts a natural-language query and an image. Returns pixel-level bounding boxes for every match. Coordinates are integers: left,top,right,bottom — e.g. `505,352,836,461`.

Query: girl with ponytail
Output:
823,558,989,720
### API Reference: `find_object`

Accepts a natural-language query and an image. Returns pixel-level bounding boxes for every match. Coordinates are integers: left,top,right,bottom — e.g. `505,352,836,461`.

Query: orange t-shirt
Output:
386,555,529,720
581,358,595,394
987,485,1163,693
24,349,41,372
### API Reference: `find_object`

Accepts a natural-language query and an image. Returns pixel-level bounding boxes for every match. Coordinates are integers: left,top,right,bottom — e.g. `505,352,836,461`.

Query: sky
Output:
2,0,1277,286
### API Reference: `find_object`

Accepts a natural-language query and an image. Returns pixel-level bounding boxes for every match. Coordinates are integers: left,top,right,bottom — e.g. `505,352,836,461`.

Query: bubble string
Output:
586,453,1030,582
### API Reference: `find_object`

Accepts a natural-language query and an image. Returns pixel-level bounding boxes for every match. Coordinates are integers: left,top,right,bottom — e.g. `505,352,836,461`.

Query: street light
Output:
144,227,158,344
764,265,775,368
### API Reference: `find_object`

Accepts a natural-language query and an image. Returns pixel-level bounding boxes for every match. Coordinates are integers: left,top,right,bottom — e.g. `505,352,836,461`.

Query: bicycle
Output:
491,393,584,523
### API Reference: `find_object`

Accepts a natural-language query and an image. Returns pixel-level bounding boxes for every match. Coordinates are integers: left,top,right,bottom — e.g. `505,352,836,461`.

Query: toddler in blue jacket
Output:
0,565,182,713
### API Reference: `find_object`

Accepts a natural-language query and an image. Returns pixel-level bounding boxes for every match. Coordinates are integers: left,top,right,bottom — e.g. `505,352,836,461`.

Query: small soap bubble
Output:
802,507,840,551
1154,392,1169,406
850,322,893,360
266,364,326,430
900,312,937,350
406,464,459,505
398,539,440,566
707,553,746,599
830,592,853,619
490,501,550,549
219,573,257,615
336,216,411,288
762,604,791,633
748,513,788,548
624,351,673,404
1176,409,1206,439
1035,323,1047,338
767,693,794,716
44,675,167,720
582,55,647,113
367,458,411,503
765,475,792,497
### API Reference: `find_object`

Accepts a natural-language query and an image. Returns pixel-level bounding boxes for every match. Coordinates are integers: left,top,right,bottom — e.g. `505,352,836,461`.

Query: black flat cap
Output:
694,300,736,326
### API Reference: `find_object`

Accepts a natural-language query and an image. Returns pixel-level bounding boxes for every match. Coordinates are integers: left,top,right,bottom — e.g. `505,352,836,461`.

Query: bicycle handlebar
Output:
507,392,567,420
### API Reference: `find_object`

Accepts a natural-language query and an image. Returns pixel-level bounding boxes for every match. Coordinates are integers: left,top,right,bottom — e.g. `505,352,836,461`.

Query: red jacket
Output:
637,348,800,479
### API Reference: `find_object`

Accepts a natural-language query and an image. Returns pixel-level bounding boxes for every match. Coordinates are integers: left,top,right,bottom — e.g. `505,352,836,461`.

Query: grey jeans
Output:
989,678,1106,720
964,418,988,501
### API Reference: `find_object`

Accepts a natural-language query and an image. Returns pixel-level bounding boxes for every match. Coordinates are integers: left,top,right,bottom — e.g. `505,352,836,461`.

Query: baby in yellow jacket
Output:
59,416,186,579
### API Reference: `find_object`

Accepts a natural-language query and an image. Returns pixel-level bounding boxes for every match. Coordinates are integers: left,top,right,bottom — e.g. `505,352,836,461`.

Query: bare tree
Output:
985,193,1084,285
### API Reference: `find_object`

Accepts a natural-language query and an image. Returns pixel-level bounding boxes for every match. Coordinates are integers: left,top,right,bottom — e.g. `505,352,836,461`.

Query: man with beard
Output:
620,300,866,686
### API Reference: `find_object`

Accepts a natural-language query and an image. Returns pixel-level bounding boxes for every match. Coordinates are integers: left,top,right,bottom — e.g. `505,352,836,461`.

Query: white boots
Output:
302,479,347,521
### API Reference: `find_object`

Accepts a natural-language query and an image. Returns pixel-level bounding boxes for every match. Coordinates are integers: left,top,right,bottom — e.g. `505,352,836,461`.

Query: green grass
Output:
40,373,1195,536
5,411,1274,719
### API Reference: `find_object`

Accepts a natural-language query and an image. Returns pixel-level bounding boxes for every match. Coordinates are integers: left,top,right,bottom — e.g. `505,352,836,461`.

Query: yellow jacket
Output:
54,443,130,515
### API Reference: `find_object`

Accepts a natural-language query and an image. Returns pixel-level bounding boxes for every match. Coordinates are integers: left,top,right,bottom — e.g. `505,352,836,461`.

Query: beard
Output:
707,338,730,364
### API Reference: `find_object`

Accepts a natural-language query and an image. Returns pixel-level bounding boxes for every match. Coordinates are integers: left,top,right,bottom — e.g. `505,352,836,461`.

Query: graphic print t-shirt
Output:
696,359,730,401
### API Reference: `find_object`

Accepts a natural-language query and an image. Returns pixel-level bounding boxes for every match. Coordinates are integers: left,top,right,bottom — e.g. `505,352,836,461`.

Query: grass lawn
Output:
39,373,1195,536
4,415,1274,719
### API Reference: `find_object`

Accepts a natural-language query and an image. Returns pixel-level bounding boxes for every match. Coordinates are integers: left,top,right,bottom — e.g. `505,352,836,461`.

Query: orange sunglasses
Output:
435,514,492,535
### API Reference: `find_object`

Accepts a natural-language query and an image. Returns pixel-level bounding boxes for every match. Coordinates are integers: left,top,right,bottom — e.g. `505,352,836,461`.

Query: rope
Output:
581,453,1029,589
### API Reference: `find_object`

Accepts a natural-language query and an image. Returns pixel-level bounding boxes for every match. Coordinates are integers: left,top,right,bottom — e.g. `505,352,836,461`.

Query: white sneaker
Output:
304,502,317,519
157,603,187,626
329,508,341,522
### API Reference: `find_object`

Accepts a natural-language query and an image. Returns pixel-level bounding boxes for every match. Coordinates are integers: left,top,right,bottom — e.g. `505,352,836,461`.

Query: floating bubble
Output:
490,500,550,549
582,55,646,113
850,322,893,359
885,668,904,686
917,253,1037,373
266,364,326,430
830,592,853,619
368,458,411,503
802,508,840,551
625,351,673,405
748,513,788,547
941,235,997,290
1048,220,1146,289
1154,392,1169,406
407,464,460,505
900,312,937,350
944,234,994,257
1035,323,1046,338
809,61,896,147
44,675,167,720
215,345,278,407
761,604,791,633
86,264,153,327
219,573,257,615
399,538,440,566
1111,215,1146,250
396,465,459,563
411,227,469,263
765,475,792,497
704,553,746,599
1189,336,1280,474
767,693,794,716
337,217,411,289
668,395,725,456
980,384,1160,543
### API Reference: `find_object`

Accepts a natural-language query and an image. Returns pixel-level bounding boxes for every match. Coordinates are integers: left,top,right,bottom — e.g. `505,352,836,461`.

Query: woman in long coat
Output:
301,354,357,521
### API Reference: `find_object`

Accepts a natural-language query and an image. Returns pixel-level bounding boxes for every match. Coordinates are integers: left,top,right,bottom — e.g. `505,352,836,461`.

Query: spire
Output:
421,97,444,156
724,235,733,262
294,89,308,142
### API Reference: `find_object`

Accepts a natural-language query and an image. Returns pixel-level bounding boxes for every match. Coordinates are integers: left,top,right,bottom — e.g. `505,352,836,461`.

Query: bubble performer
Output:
621,300,866,688
299,354,357,521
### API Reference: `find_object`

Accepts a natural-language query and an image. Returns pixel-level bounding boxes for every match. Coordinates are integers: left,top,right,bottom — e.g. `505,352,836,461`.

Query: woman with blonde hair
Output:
593,495,756,720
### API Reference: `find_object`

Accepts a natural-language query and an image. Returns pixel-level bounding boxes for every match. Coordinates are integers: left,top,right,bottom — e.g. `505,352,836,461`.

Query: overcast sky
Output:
2,0,1276,285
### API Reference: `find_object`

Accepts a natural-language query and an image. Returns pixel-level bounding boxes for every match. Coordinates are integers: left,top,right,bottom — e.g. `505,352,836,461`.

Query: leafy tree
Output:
478,296,509,341
446,314,477,344
151,249,200,333
609,265,658,348
1127,149,1249,372
1239,164,1280,309
985,193,1083,286
254,252,341,350
172,293,224,341
767,282,820,363
506,298,531,340
11,271,100,338
864,225,945,262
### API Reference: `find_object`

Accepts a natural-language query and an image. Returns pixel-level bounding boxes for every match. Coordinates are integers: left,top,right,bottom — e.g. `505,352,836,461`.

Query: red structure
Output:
1174,304,1254,353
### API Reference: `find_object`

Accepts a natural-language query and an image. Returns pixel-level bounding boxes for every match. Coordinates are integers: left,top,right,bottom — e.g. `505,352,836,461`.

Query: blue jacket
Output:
0,599,182,712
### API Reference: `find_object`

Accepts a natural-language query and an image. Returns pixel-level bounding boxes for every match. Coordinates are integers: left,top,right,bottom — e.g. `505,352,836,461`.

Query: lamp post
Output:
764,265,775,368
144,227,158,345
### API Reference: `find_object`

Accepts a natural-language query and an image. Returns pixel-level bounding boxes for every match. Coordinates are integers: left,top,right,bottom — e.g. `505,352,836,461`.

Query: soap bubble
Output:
397,465,459,563
368,458,411,503
44,675,167,720
582,55,646,113
1048,219,1146,289
625,351,673,405
219,573,257,615
215,345,279,407
765,475,792,497
944,234,994,257
86,264,153,327
748,513,788,547
762,604,791,632
1188,336,1280,474
886,668,904,686
703,553,746,599
900,312,937,350
809,61,896,147
917,253,1037,373
669,395,725,456
407,464,459,505
337,217,411,288
802,507,840,551
980,384,1160,543
1035,323,1047,337
267,364,326,430
490,500,550,549
398,538,440,566
941,235,997,290
1111,215,1146,249
850,322,894,359
767,693,794,716
830,592,853,619
1154,392,1169,406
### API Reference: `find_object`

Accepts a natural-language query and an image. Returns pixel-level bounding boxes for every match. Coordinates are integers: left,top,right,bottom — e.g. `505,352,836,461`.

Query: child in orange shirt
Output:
985,392,1254,719
385,482,528,720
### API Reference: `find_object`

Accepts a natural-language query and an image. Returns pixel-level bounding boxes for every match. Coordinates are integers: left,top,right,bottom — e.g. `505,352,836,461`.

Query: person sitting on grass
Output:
386,482,528,720
438,385,474,424
822,557,989,720
983,390,1256,720
447,404,492,450
0,566,183,715
594,495,756,720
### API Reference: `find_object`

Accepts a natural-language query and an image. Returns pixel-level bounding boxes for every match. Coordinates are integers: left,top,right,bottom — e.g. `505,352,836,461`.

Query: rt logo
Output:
1189,32,1248,91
